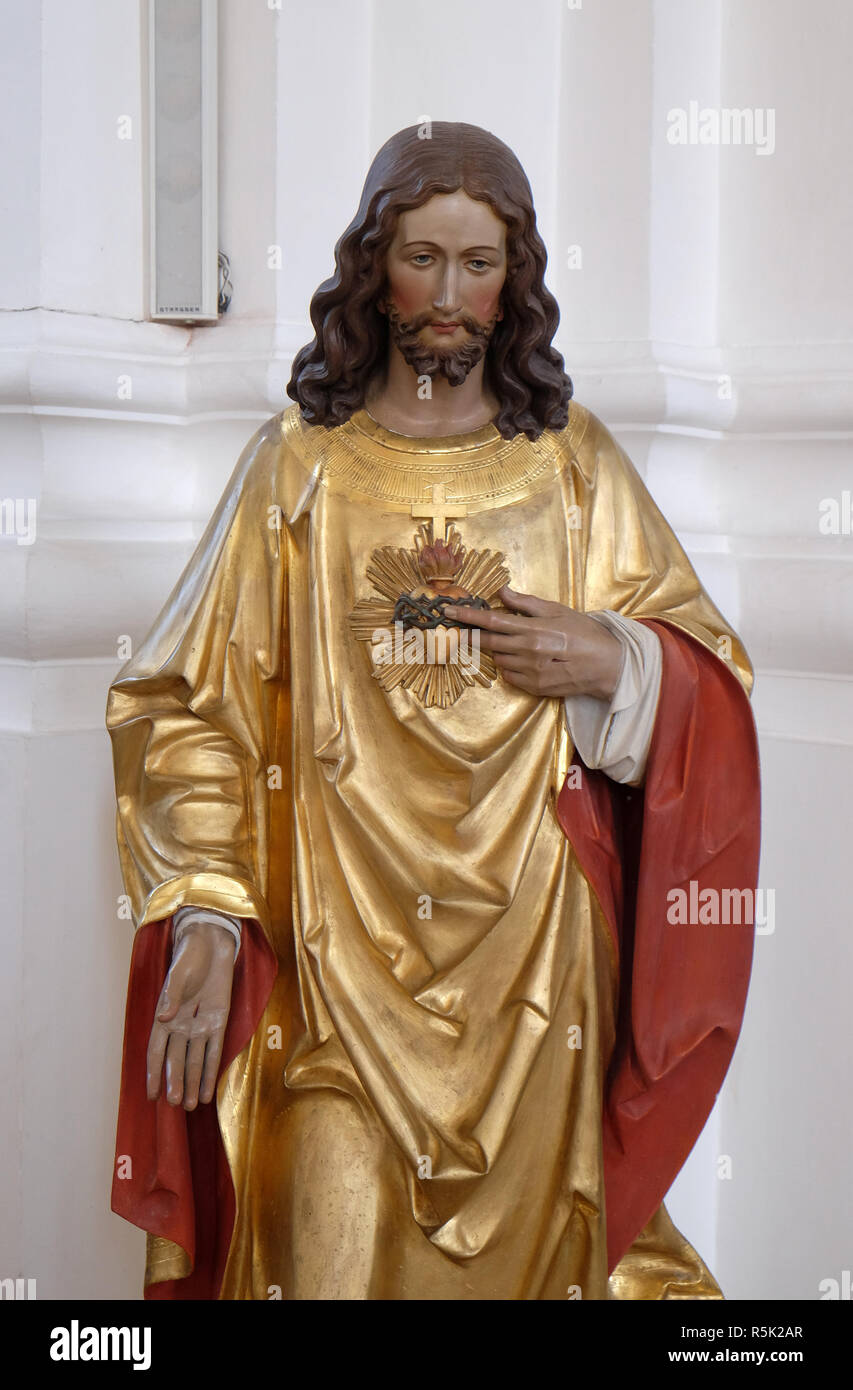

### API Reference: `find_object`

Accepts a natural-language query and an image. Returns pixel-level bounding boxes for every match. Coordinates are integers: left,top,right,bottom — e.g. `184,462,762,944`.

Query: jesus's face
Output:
381,190,508,387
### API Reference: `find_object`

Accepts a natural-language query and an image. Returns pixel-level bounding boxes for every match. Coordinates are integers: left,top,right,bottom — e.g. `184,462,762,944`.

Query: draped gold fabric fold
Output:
107,401,749,1299
106,416,289,934
144,1233,191,1288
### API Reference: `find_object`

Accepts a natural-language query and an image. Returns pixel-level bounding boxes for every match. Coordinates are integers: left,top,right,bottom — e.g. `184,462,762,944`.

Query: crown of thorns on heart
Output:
393,534,491,631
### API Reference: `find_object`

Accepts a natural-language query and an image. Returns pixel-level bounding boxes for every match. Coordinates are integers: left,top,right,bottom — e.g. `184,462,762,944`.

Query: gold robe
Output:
107,401,752,1300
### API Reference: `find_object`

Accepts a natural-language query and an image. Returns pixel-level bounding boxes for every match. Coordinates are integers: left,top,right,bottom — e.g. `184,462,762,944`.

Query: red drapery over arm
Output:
111,919,277,1299
556,620,761,1273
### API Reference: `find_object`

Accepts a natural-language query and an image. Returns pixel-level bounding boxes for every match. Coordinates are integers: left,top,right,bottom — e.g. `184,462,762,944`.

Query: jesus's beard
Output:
384,303,501,387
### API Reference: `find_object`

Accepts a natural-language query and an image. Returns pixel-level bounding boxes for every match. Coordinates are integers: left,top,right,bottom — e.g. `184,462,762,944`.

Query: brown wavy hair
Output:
286,122,573,441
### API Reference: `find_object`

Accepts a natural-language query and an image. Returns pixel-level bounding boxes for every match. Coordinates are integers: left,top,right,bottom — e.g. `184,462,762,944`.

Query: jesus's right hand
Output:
146,920,236,1110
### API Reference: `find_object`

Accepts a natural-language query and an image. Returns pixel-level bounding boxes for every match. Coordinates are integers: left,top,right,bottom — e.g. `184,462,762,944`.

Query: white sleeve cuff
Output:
562,611,662,786
172,905,243,959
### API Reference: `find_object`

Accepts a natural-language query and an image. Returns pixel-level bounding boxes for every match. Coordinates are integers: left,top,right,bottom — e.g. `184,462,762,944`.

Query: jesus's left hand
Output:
443,585,624,702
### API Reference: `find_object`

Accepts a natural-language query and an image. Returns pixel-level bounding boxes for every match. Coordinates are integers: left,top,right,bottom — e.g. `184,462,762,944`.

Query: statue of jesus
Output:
107,122,760,1301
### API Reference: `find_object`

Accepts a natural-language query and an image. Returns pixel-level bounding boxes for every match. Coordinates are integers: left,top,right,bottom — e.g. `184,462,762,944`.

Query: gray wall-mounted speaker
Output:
147,0,219,323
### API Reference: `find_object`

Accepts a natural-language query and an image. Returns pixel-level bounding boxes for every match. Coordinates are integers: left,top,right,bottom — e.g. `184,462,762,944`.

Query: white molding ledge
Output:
1,309,852,433
1,657,851,744
752,669,853,749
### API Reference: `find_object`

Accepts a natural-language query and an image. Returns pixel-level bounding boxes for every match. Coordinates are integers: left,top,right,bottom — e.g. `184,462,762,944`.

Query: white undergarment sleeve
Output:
172,905,243,959
562,610,663,786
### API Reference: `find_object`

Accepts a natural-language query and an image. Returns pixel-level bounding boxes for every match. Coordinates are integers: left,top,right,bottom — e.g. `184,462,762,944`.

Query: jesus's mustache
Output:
384,303,501,387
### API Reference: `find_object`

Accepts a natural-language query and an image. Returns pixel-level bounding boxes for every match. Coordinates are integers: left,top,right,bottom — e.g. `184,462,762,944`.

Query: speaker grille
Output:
148,0,218,322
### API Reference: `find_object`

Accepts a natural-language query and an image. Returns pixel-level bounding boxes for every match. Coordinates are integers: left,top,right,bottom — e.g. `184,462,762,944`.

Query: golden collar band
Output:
281,403,590,513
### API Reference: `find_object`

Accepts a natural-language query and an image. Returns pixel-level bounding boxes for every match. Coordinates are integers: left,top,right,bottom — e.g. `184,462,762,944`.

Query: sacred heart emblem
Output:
348,523,511,709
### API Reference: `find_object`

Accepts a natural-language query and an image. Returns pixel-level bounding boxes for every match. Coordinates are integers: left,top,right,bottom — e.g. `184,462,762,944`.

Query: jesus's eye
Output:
410,254,434,266
468,259,491,271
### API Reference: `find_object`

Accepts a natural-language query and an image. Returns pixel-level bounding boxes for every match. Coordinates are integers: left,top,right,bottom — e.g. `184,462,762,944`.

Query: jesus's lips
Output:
429,321,462,334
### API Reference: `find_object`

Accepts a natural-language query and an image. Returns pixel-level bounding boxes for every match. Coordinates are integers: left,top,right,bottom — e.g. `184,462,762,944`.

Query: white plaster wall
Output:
0,0,849,1300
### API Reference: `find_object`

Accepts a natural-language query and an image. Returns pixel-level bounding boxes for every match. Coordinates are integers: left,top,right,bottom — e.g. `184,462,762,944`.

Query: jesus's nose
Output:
433,266,462,315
